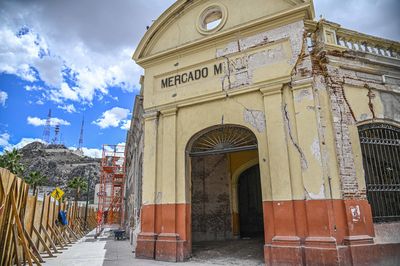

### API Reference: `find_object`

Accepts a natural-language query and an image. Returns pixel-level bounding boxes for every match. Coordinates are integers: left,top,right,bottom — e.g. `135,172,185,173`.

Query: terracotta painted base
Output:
135,203,190,262
136,232,156,259
135,200,399,265
264,243,400,266
262,199,397,265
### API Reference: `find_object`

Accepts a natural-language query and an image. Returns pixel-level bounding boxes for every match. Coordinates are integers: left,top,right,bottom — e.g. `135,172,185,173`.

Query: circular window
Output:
196,4,227,35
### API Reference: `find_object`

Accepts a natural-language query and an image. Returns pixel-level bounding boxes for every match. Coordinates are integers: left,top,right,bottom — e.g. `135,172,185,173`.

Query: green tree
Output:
68,176,88,202
25,171,48,195
0,148,24,176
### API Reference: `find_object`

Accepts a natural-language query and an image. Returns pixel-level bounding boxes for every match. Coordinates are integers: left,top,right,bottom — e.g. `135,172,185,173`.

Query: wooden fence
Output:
0,168,97,265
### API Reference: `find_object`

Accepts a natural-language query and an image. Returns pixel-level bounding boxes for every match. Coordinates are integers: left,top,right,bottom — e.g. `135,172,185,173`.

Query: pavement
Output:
43,229,265,266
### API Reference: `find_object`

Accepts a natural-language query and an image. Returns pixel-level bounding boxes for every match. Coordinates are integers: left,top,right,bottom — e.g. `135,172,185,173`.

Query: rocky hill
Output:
19,142,100,202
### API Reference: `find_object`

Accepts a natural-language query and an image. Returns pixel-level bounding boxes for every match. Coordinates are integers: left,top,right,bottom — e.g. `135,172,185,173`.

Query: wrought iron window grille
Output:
359,123,400,223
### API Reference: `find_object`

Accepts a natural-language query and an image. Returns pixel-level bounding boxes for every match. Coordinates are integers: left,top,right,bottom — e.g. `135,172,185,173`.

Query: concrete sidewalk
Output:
43,230,176,266
43,229,264,266
42,230,205,266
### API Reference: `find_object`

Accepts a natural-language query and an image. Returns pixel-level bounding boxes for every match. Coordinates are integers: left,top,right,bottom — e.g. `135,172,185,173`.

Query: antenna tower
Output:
78,116,84,151
42,109,52,143
52,124,60,144
59,133,64,145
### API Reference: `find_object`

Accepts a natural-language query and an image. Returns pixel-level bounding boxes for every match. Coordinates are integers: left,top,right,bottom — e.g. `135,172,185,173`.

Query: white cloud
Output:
33,55,64,88
11,138,45,150
25,85,44,91
59,82,79,101
0,134,100,158
0,133,11,150
0,0,157,106
57,104,76,113
27,116,71,127
0,134,45,152
120,119,131,130
81,147,102,158
0,27,42,82
92,107,130,129
1,0,397,110
0,90,8,106
103,142,126,154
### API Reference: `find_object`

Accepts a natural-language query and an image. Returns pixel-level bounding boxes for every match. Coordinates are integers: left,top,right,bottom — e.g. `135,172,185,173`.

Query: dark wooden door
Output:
238,164,264,237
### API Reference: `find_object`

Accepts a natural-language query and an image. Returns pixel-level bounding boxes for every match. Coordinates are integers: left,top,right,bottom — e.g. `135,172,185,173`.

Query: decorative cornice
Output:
259,76,291,96
291,77,313,91
143,111,159,121
160,107,178,117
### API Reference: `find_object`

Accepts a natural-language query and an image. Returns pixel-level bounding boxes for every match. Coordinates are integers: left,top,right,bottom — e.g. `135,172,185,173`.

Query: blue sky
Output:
0,0,399,157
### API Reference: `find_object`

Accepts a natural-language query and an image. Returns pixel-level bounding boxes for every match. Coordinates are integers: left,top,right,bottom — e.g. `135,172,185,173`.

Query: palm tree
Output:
25,171,48,195
68,176,88,202
0,148,24,176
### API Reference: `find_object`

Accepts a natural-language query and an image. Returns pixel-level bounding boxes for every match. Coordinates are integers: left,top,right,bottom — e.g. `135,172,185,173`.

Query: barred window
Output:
358,123,400,222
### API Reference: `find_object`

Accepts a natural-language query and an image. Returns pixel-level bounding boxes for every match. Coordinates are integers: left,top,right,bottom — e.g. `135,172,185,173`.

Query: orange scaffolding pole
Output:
96,144,126,235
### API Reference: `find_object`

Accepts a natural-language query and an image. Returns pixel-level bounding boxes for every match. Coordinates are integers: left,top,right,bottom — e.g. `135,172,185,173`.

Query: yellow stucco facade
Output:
128,0,400,264
136,0,317,204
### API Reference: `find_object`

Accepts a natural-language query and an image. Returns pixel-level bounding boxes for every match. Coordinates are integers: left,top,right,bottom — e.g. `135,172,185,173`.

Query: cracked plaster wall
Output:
310,45,400,199
280,33,331,200
216,21,304,91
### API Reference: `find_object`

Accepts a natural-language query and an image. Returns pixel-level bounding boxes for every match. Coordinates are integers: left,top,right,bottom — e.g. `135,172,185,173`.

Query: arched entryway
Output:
186,124,265,264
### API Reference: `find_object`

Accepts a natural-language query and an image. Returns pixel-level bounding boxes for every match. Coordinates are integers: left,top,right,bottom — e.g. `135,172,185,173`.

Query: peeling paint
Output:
216,20,304,91
356,72,383,83
155,191,162,204
306,184,325,200
384,75,400,88
359,113,371,121
311,138,321,165
243,109,266,133
350,205,361,222
248,45,286,68
333,116,340,123
220,44,286,90
216,21,304,66
380,91,400,122
294,88,313,102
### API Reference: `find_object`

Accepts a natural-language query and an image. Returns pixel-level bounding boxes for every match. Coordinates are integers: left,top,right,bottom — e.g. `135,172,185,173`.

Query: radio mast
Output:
77,116,84,152
42,109,51,143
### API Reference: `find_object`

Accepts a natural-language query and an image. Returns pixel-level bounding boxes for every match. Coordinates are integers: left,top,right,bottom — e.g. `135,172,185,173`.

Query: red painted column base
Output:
264,237,303,266
265,243,400,266
155,233,189,262
136,232,157,259
135,203,191,262
261,199,399,265
348,243,400,265
304,236,345,265
136,233,190,262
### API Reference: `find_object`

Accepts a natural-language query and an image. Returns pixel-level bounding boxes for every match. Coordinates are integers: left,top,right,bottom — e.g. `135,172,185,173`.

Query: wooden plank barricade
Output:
0,168,97,265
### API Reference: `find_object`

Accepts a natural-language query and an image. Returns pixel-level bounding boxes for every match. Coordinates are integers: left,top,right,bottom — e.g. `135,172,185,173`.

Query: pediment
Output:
133,0,314,64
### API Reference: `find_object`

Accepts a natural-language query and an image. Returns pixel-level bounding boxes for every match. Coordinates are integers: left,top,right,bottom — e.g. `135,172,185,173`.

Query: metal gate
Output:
358,123,400,222
238,164,263,237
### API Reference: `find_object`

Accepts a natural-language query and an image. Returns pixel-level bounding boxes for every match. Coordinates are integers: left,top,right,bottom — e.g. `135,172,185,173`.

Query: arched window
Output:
358,123,400,222
189,125,257,157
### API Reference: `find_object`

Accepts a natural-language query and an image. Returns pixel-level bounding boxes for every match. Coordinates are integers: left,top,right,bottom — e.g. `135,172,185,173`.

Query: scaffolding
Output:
96,144,126,235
